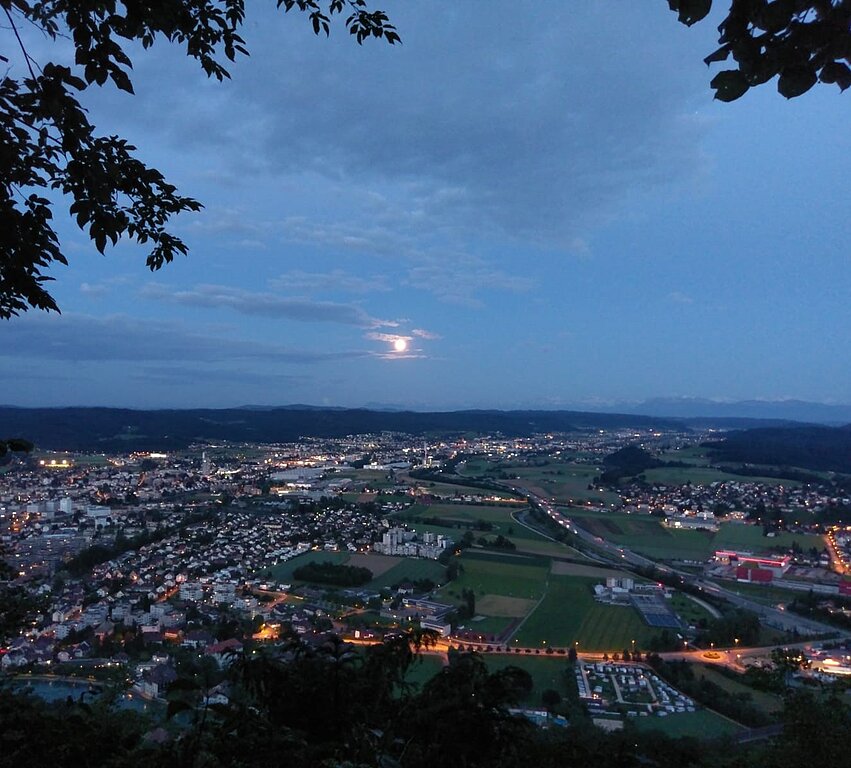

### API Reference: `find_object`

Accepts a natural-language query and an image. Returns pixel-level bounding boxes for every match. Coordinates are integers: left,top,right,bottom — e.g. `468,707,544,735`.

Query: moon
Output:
394,338,408,353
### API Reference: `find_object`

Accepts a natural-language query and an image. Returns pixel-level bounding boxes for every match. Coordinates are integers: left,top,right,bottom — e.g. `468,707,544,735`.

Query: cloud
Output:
405,255,536,307
270,269,390,294
365,332,409,344
79,276,132,298
412,328,441,340
140,283,397,328
131,366,311,387
0,313,370,364
224,4,705,246
80,3,707,254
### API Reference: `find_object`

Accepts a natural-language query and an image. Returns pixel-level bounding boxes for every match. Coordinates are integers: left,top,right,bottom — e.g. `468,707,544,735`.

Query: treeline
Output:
2,639,850,768
292,561,373,586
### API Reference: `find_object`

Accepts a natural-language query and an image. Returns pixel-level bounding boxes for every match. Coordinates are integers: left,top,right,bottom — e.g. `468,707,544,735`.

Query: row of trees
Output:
2,633,850,768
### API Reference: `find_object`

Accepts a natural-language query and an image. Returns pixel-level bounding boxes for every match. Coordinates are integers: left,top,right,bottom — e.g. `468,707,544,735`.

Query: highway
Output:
502,483,849,641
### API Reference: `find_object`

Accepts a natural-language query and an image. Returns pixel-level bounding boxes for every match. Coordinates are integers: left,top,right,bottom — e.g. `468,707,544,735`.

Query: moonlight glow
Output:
394,338,408,353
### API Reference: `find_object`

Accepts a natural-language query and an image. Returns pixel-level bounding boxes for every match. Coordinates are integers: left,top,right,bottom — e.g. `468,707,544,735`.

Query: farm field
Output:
459,457,618,506
439,551,550,605
399,502,529,531
564,509,822,561
513,575,659,651
401,653,576,708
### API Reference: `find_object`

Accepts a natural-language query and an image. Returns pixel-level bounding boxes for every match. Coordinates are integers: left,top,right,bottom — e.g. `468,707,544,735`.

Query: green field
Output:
632,708,744,738
565,509,822,561
513,575,659,651
439,551,550,604
263,551,351,582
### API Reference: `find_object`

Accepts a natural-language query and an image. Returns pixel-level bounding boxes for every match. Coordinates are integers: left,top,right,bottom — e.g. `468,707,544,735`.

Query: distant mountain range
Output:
588,397,851,425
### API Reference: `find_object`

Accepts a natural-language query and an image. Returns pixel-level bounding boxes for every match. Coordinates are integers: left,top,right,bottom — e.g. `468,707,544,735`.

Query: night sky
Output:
3,2,849,409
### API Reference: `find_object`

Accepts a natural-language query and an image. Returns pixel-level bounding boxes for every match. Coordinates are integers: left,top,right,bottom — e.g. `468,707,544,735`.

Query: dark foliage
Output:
0,406,684,451
707,425,851,474
669,0,851,101
292,560,372,586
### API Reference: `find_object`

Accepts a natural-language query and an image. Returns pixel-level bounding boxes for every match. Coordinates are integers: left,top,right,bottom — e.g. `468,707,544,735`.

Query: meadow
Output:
565,509,822,561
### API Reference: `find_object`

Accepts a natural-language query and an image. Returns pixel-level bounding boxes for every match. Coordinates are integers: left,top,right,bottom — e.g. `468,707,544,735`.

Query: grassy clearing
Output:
403,653,577,707
514,575,658,651
670,593,716,626
719,581,799,606
693,666,783,715
632,708,744,738
403,654,446,688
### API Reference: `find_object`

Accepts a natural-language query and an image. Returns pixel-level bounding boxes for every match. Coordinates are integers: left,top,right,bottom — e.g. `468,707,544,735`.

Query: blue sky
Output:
3,2,849,409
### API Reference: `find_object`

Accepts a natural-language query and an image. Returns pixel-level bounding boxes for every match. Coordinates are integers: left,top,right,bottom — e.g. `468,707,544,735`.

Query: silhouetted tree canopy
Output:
1,1,846,318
